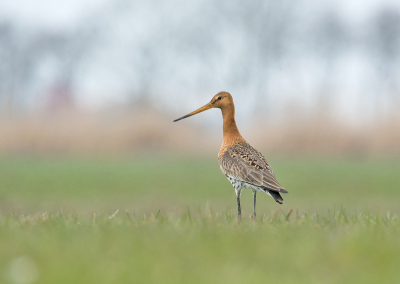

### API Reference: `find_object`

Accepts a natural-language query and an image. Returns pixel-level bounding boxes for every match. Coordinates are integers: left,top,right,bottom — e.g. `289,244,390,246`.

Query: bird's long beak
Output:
173,103,212,122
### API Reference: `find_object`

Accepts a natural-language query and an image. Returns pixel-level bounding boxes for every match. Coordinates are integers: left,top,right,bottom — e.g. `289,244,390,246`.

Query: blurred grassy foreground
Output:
1,155,400,284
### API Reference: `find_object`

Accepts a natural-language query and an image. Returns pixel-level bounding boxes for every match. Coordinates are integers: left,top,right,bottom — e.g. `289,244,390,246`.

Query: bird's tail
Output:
267,190,284,204
280,188,288,194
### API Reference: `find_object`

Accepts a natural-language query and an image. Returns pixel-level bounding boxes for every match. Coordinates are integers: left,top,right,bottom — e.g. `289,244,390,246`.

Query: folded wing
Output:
219,143,287,194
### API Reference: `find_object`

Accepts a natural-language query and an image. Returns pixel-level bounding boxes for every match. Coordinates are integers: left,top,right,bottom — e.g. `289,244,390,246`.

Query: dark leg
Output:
237,195,242,220
251,191,256,220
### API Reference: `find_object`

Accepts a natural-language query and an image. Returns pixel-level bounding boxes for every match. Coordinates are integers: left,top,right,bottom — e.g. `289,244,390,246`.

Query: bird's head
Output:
173,91,233,122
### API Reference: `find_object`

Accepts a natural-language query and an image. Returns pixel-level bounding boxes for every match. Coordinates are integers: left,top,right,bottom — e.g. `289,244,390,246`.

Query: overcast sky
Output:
0,0,110,31
1,0,400,124
2,0,400,29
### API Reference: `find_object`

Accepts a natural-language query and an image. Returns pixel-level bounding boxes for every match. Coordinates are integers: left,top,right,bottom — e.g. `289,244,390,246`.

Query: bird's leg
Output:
237,196,242,220
236,190,242,220
251,190,256,220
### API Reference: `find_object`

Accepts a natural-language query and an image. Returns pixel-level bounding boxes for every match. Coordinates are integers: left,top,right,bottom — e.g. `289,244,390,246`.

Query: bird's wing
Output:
219,143,287,193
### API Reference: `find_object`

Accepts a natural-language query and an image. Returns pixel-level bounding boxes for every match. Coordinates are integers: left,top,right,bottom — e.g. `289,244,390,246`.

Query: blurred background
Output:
2,3,400,283
1,0,400,156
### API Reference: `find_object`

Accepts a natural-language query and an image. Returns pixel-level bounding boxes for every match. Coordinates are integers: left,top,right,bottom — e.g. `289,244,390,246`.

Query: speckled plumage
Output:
174,91,288,218
219,141,287,204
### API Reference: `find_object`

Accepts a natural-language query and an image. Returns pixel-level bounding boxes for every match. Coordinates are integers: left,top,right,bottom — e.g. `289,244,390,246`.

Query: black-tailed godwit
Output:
174,92,287,219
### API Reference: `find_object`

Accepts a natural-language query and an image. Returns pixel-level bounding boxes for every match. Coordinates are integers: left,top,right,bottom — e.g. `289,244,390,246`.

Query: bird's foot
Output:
251,213,256,220
237,214,242,222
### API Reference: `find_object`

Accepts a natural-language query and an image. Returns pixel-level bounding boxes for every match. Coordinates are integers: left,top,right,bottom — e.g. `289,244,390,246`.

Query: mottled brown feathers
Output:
218,142,287,194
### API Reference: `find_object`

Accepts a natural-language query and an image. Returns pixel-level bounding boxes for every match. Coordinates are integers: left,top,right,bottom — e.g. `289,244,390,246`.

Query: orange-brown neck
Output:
221,104,244,146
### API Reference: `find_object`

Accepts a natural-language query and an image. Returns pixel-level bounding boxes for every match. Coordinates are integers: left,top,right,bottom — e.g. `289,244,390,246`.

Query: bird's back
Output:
218,140,287,194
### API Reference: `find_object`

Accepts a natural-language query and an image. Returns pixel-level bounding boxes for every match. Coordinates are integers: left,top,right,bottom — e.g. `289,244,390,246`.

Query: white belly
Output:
225,174,271,197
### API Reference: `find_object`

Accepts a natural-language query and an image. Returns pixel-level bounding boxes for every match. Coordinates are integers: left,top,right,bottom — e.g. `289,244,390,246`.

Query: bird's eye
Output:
217,96,222,100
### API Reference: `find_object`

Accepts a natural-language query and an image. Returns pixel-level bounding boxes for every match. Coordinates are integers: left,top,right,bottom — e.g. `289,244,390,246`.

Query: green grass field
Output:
1,155,400,283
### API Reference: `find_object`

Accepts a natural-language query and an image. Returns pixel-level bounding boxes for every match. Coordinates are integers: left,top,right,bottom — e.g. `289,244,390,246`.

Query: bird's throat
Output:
221,106,244,145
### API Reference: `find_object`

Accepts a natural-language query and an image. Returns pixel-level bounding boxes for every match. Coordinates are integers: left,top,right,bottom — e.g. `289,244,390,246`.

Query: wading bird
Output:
174,92,287,219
